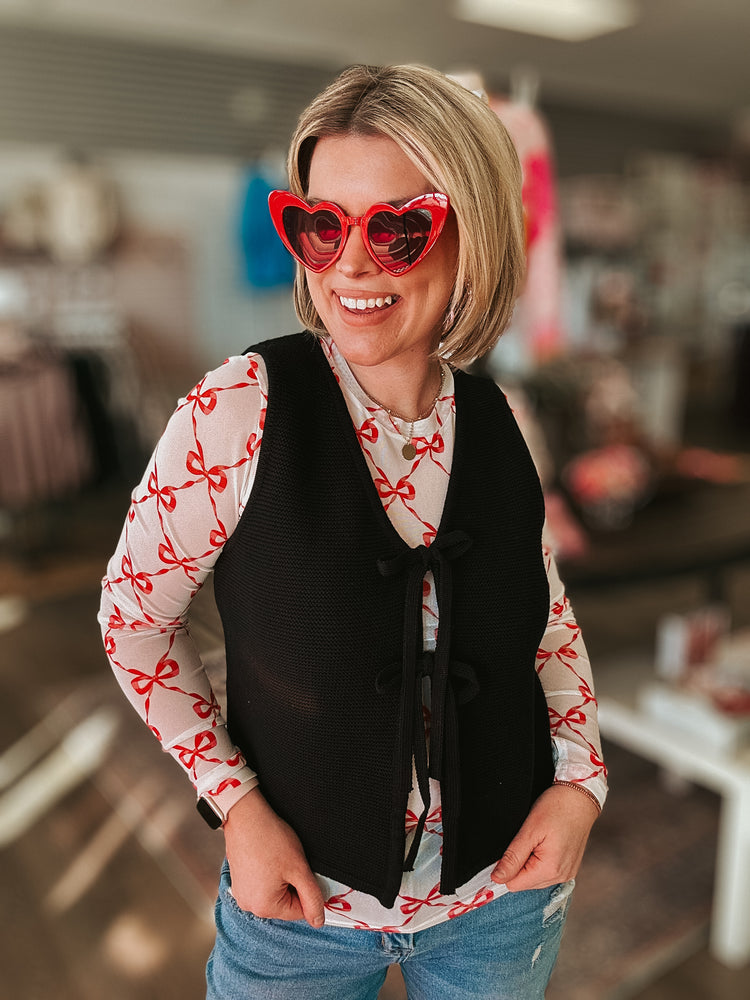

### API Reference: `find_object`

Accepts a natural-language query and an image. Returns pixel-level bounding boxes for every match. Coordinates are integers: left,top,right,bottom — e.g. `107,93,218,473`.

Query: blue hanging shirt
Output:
238,168,295,290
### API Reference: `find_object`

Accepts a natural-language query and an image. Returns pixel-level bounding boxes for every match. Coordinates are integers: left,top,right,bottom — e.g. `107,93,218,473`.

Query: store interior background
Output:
1,2,750,998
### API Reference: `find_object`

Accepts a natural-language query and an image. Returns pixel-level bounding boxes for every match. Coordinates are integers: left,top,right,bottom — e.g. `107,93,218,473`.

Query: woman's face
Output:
305,133,459,376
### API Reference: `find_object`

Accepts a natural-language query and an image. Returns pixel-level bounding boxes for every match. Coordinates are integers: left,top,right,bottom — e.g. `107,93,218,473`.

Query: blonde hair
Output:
286,63,526,366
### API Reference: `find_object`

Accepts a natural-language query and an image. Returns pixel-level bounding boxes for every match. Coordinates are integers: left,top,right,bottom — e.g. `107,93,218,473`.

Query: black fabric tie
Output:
376,530,477,870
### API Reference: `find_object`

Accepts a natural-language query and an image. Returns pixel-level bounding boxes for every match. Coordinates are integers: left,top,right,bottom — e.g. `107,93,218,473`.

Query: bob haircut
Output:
286,63,526,367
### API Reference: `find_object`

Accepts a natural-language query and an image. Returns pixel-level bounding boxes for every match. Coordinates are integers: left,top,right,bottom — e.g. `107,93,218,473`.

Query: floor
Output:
1,476,750,1000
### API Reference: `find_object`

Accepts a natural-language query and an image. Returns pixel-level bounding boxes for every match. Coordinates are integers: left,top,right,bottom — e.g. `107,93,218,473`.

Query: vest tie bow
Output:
376,529,476,870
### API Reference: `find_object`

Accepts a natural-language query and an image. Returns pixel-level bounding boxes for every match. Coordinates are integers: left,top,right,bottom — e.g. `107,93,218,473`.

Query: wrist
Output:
553,779,602,815
223,784,271,833
197,777,260,829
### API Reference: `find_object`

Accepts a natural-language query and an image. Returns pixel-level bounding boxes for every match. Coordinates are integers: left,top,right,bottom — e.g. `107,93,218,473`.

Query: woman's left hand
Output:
490,784,600,892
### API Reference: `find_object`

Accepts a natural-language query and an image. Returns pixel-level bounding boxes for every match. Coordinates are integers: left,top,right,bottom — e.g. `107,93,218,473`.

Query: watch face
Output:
196,796,224,829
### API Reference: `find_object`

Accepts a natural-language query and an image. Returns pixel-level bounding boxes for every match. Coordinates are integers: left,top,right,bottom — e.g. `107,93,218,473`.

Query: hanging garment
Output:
237,166,295,290
490,98,565,367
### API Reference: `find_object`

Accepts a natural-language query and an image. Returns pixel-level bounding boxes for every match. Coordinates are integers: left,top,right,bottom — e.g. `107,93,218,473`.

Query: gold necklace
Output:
366,365,445,460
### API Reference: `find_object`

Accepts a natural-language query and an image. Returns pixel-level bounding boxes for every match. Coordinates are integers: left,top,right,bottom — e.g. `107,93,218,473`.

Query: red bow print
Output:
577,679,596,705
147,470,177,512
556,639,580,663
588,746,607,775
550,598,568,619
186,383,219,415
324,891,353,914
209,777,241,796
400,883,445,916
158,538,199,578
414,433,445,460
121,555,153,595
536,634,580,669
246,433,261,459
177,731,220,774
448,888,495,919
535,647,552,672
356,419,379,445
186,450,228,493
130,652,180,697
192,689,220,719
107,607,126,630
548,705,587,735
425,806,442,834
375,474,416,503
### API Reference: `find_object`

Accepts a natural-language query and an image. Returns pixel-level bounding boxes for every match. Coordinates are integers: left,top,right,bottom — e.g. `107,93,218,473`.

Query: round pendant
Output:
402,442,417,461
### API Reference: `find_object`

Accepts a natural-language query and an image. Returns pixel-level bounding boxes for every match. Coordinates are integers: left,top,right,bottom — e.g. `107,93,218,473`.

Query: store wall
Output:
545,102,728,178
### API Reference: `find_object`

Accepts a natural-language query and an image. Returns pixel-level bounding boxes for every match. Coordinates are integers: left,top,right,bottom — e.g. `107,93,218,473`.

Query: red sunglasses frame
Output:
267,190,450,275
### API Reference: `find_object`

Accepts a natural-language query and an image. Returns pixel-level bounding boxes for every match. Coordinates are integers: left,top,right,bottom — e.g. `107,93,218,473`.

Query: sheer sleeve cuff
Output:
207,771,259,818
552,735,608,811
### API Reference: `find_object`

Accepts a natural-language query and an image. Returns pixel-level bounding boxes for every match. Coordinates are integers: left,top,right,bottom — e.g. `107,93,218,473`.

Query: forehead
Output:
306,133,432,209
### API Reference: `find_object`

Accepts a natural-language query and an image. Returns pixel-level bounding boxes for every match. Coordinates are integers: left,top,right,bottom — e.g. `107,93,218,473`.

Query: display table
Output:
560,481,750,604
595,655,750,967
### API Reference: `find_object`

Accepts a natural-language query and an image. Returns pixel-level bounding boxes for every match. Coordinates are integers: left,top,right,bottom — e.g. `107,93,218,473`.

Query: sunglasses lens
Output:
366,208,434,274
282,206,343,269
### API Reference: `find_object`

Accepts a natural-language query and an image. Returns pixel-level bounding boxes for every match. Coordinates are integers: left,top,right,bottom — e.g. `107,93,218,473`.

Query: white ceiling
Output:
0,0,748,125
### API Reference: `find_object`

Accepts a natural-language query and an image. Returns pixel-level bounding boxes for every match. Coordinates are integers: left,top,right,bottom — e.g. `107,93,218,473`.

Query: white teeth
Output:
339,295,395,311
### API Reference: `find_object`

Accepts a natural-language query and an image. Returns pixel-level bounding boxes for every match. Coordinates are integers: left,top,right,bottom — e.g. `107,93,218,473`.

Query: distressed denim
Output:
206,859,574,999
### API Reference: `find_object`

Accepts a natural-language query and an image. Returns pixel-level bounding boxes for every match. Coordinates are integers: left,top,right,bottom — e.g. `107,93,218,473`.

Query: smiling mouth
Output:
338,294,400,312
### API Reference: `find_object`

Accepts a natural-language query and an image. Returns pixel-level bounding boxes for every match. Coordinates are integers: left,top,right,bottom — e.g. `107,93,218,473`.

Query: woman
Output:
100,64,607,1000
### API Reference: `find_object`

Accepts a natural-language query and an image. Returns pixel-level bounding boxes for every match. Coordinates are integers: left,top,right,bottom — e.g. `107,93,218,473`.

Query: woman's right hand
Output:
222,787,326,927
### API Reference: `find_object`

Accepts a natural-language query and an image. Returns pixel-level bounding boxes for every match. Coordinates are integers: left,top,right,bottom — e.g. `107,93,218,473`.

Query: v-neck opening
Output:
312,338,465,552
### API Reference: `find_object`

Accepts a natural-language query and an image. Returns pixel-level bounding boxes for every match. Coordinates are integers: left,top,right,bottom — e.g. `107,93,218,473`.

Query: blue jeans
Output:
206,860,573,999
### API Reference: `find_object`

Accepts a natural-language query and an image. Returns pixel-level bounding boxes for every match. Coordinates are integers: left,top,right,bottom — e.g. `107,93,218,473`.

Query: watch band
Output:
196,795,226,829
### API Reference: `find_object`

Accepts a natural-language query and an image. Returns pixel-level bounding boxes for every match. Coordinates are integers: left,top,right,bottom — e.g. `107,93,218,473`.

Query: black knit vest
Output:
213,332,554,908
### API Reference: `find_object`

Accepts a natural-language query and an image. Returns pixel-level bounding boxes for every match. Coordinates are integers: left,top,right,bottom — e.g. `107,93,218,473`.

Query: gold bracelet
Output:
553,780,602,814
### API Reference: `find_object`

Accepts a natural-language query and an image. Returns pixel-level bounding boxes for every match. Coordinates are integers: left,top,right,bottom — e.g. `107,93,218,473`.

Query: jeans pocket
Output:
219,858,262,921
542,879,575,928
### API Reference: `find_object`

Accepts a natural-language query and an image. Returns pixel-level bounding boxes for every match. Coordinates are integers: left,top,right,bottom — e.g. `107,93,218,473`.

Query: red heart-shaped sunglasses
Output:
268,190,450,276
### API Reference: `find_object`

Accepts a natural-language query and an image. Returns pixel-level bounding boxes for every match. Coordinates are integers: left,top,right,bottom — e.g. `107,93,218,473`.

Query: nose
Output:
335,222,381,277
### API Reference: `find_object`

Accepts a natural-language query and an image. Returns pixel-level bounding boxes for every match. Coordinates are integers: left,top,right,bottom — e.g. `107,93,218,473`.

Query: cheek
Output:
306,274,329,317
419,228,459,309
424,257,458,313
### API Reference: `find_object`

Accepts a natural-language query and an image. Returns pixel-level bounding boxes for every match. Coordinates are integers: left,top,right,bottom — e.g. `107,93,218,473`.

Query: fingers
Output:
293,867,326,928
231,860,325,924
491,816,541,886
491,845,525,886
492,846,568,892
223,789,326,925
233,874,321,924
491,784,600,892
491,838,546,891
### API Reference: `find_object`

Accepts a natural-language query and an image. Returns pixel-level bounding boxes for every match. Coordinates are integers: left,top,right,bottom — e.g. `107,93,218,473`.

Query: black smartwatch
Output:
196,795,226,829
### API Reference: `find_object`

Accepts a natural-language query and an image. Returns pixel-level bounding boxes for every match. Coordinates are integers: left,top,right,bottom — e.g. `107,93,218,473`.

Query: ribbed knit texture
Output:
213,333,554,907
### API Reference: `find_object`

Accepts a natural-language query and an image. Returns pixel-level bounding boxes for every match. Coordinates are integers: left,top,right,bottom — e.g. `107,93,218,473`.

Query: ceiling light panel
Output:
454,0,638,42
